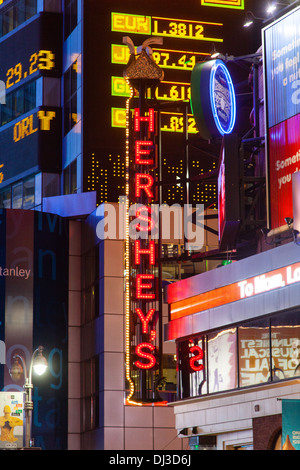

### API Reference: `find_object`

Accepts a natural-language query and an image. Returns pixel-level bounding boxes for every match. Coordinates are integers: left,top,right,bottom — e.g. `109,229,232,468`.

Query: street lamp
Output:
10,346,48,448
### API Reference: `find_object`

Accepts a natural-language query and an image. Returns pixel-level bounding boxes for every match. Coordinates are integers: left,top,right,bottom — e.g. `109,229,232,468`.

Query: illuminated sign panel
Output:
201,0,244,9
110,11,224,140
217,134,240,250
125,101,161,404
268,113,300,228
83,1,258,204
263,7,300,228
0,13,62,185
112,12,223,42
0,14,62,89
0,209,68,449
111,107,198,133
169,261,300,321
0,107,62,184
190,59,236,139
264,7,300,128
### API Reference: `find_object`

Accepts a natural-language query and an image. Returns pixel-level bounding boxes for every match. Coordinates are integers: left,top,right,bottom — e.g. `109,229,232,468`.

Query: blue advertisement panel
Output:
33,211,69,450
264,7,300,128
0,209,68,449
282,399,300,450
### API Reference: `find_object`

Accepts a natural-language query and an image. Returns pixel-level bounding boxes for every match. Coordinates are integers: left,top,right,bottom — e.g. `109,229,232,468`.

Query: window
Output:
177,310,300,400
15,0,25,28
271,311,300,380
24,80,36,113
0,176,35,209
23,177,35,209
208,328,237,393
0,187,11,208
63,61,77,135
81,245,99,323
12,182,23,208
177,336,207,399
63,159,77,195
2,5,13,35
1,92,12,125
0,80,36,127
25,0,36,21
81,356,99,431
64,0,77,39
0,0,37,39
239,318,271,387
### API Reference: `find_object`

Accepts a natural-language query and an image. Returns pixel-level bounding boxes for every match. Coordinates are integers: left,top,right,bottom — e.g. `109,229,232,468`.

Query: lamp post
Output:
10,346,48,448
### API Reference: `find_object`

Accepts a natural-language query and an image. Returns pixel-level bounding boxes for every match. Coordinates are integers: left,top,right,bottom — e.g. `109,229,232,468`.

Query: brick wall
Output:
252,414,281,450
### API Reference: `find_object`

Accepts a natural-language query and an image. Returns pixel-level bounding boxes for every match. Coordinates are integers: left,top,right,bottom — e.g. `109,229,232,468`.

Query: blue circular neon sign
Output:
209,60,236,136
190,59,237,140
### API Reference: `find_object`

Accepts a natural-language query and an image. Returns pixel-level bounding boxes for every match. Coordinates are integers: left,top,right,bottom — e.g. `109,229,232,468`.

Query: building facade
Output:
165,241,300,450
164,3,300,451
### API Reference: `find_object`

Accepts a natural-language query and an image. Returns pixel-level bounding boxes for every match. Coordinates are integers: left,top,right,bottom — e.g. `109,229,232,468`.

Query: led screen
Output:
83,0,259,205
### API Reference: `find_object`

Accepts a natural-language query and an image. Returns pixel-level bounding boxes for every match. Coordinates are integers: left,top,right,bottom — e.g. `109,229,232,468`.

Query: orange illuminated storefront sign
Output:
170,261,300,320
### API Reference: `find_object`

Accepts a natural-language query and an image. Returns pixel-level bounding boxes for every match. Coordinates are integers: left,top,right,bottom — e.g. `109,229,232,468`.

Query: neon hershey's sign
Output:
125,103,161,405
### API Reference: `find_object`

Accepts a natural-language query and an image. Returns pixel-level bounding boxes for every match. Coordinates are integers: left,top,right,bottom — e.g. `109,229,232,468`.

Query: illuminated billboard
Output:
217,134,240,250
0,13,62,187
263,6,300,228
0,107,62,185
190,59,236,140
0,209,68,449
268,113,300,228
83,0,255,205
0,13,62,90
201,0,244,9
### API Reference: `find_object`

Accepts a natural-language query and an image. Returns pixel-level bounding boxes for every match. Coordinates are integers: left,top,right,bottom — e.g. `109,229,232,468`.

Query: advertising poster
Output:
263,7,300,228
264,7,300,128
268,114,300,228
0,210,68,450
282,399,300,450
0,392,23,449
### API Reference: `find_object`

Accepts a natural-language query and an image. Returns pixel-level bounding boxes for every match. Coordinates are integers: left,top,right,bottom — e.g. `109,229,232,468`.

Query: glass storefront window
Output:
177,336,207,399
176,310,300,401
271,311,300,380
238,318,271,387
208,328,237,393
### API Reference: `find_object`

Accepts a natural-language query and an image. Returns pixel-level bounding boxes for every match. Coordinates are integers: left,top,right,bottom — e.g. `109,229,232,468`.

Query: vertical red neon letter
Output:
135,343,156,369
135,240,155,265
135,206,155,232
134,108,155,132
135,141,154,165
135,173,154,199
136,274,155,300
135,307,156,333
